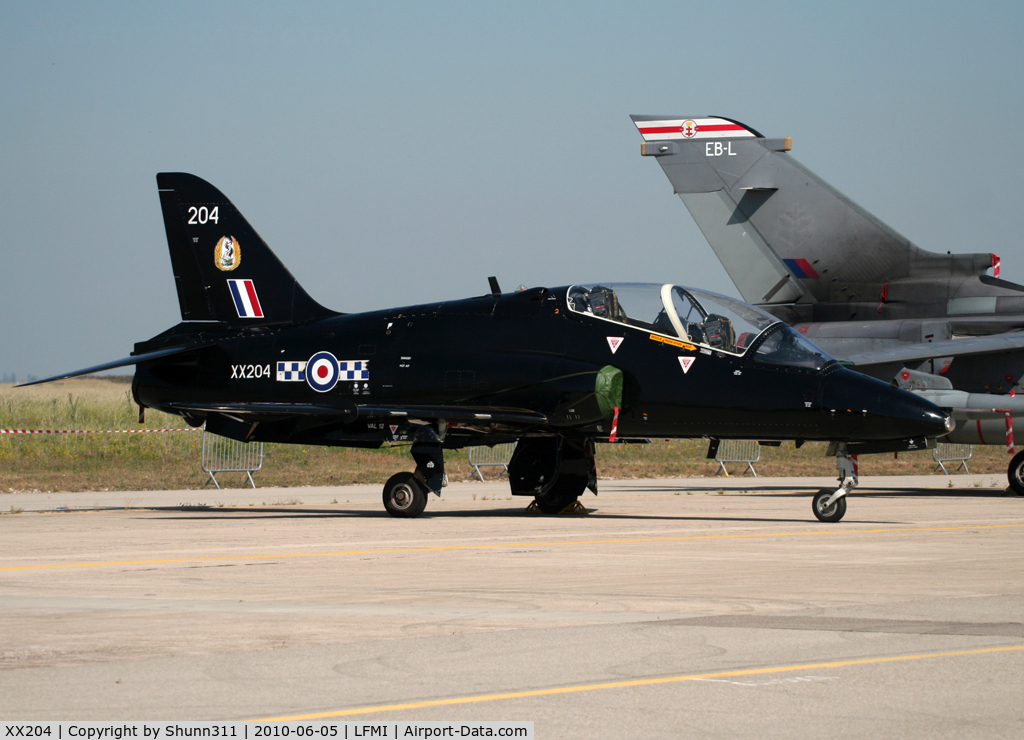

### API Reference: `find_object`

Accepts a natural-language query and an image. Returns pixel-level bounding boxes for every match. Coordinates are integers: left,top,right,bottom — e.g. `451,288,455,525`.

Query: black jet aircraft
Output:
23,173,953,522
632,115,1024,490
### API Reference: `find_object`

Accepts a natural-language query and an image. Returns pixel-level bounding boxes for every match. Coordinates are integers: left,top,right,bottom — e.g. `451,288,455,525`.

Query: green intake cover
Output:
595,365,624,419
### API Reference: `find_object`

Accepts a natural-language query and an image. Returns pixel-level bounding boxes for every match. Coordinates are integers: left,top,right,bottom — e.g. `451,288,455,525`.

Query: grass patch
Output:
0,378,1011,492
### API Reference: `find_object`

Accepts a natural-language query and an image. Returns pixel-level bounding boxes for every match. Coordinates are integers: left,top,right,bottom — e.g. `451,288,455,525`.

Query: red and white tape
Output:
0,428,200,435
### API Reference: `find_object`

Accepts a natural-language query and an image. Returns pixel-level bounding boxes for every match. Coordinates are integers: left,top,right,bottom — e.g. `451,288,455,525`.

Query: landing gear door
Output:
508,437,561,496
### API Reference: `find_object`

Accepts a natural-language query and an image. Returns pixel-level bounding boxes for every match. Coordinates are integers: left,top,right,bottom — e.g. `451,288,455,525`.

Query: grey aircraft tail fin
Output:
630,115,997,308
156,173,338,326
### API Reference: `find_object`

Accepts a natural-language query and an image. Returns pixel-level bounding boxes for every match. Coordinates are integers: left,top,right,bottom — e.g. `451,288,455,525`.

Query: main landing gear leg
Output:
382,425,446,518
813,443,857,523
509,437,596,515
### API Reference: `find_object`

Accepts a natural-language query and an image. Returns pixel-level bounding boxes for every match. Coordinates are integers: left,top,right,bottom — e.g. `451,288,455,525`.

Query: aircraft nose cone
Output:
822,368,951,440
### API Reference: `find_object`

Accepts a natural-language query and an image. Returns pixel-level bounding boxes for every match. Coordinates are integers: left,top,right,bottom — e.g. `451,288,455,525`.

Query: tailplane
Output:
157,172,337,325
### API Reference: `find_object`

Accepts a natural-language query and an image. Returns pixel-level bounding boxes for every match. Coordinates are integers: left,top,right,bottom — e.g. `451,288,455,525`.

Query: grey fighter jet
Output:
631,115,1024,490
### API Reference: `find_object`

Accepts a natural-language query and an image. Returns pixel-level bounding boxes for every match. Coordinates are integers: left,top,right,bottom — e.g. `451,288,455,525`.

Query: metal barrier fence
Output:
467,442,516,481
201,432,265,489
932,443,973,474
715,439,760,477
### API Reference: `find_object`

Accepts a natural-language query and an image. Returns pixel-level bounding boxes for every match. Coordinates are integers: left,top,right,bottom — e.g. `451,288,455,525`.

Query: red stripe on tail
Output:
244,280,264,318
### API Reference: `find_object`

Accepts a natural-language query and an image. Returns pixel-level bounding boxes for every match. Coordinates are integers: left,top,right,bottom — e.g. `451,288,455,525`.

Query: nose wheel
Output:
812,488,848,522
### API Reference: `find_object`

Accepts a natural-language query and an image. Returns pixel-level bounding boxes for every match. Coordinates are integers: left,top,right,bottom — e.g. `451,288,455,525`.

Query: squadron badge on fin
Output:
214,236,241,271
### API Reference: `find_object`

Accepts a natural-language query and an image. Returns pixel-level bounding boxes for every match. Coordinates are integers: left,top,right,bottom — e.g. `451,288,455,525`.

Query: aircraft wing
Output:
164,401,548,426
842,331,1024,367
356,404,548,425
163,401,359,421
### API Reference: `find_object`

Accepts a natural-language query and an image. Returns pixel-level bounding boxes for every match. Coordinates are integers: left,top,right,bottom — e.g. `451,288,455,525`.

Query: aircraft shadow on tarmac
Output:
143,503,808,523
138,504,935,525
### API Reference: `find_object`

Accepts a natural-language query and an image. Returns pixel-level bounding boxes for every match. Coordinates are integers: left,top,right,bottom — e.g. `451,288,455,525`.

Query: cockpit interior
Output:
566,283,831,370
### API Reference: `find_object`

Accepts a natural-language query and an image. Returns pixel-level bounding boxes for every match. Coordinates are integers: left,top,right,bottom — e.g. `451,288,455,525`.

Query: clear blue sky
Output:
2,1,1022,378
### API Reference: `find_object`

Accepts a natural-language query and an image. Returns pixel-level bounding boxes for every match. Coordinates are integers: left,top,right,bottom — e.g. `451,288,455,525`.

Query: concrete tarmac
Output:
1,476,1022,737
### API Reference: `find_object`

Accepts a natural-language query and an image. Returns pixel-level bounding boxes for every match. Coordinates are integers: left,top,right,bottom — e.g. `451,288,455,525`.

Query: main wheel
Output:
534,474,587,514
383,472,428,518
812,488,847,523
1007,450,1024,496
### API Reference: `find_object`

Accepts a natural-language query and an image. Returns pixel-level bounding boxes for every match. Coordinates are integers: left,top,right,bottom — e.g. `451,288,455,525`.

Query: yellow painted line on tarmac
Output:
255,644,1024,720
2,523,1023,572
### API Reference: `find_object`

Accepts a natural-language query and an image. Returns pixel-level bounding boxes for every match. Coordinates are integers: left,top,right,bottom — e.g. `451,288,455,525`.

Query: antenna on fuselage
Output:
488,276,502,296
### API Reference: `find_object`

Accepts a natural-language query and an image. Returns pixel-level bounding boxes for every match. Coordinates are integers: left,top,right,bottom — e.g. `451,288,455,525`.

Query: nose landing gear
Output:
813,444,857,522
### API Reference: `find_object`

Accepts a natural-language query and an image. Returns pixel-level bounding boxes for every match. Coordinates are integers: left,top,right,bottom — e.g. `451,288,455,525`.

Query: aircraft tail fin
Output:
631,115,995,307
156,173,337,326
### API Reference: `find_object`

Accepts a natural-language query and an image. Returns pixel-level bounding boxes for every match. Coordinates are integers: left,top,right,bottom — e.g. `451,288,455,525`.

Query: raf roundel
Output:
306,351,339,393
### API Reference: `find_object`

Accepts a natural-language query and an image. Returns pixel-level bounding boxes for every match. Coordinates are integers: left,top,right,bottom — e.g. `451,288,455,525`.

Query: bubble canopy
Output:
565,283,833,369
